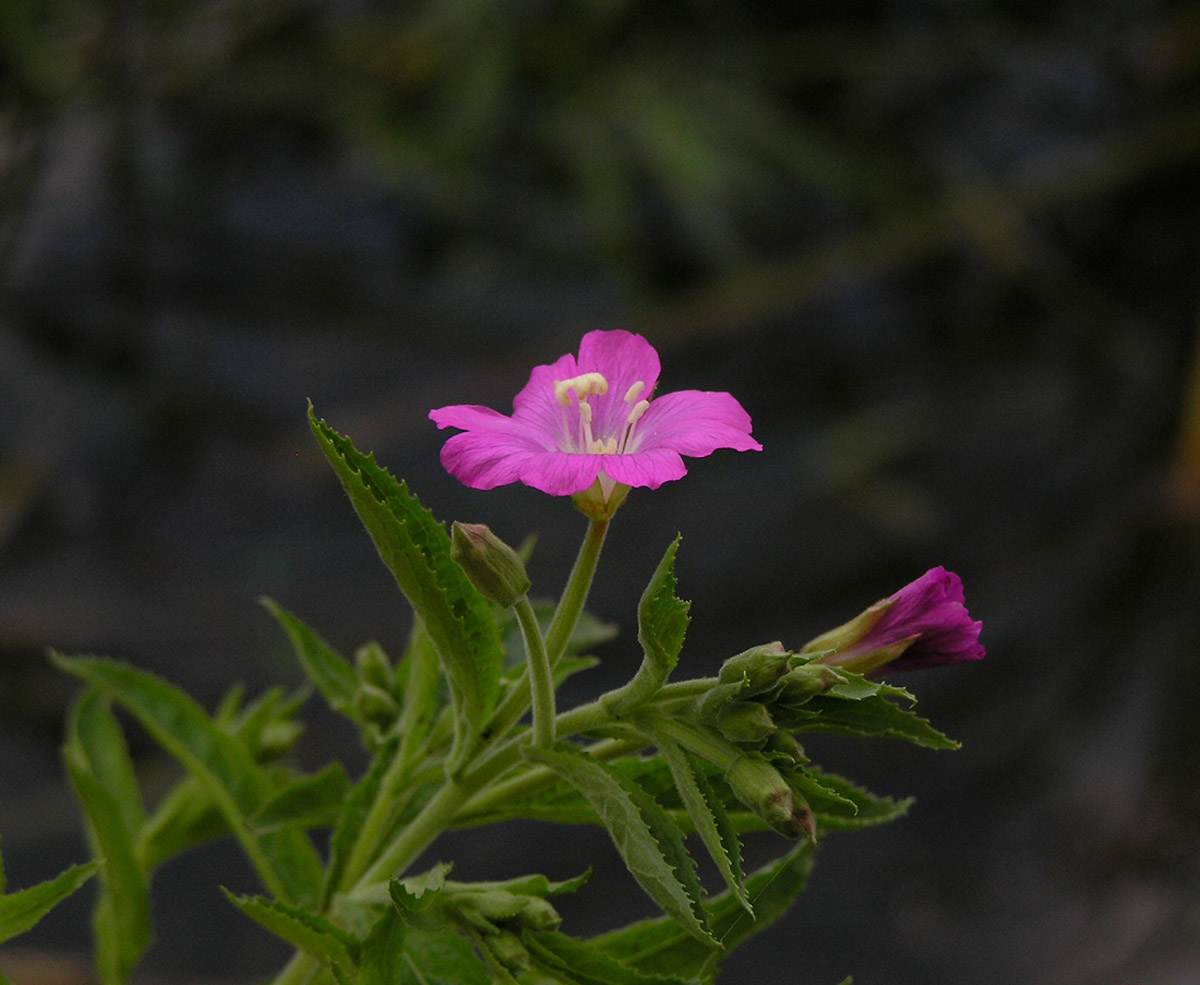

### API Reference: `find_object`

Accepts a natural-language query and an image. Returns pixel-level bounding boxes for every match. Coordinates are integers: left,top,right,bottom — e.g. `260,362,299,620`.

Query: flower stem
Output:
545,516,609,665
483,516,610,741
515,595,555,748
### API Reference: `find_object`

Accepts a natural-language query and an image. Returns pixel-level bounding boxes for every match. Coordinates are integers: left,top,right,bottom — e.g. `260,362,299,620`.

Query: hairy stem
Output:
516,596,555,747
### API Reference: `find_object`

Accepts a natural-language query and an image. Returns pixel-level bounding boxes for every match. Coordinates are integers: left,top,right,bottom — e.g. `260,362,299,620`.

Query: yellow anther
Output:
623,381,646,403
626,399,650,426
554,372,609,406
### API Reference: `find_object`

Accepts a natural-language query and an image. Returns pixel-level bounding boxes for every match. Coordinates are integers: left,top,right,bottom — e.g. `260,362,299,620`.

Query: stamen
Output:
554,372,609,406
627,399,650,426
624,381,645,403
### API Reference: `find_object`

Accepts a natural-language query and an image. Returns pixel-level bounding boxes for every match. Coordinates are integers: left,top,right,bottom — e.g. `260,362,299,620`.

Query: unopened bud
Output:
717,642,791,695
713,701,777,744
774,663,845,706
487,931,530,970
451,522,531,608
725,755,809,839
355,641,394,693
355,682,398,725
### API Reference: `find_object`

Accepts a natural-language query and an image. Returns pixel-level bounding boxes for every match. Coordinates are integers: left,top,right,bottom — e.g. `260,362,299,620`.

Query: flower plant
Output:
2,330,984,985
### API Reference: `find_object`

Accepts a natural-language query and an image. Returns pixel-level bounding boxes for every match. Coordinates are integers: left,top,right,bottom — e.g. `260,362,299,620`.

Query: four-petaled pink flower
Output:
803,567,985,676
429,330,761,511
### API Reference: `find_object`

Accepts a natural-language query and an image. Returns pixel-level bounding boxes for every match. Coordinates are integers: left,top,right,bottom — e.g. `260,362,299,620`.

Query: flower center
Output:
554,372,651,455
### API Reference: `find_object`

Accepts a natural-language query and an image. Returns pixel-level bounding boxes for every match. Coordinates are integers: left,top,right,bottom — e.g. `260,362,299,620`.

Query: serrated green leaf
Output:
0,860,99,944
138,775,230,872
774,692,959,749
592,842,816,982
525,930,695,985
391,862,451,915
360,911,491,985
262,599,358,717
794,769,913,831
64,691,152,983
359,907,406,985
53,654,323,907
648,727,749,915
309,406,504,758
525,744,714,945
605,536,690,716
252,762,352,832
224,891,359,973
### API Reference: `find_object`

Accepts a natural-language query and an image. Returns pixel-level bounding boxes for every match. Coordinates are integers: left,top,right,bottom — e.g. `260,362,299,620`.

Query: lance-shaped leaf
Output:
604,536,689,717
224,891,359,975
524,930,694,985
262,599,358,718
64,690,152,984
591,842,817,982
524,743,714,945
774,691,958,749
52,655,323,907
647,726,749,915
0,860,99,944
309,406,504,757
791,768,913,831
252,762,351,832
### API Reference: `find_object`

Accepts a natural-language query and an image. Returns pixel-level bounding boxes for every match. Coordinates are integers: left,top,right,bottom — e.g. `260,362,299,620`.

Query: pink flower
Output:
803,567,985,676
429,330,761,507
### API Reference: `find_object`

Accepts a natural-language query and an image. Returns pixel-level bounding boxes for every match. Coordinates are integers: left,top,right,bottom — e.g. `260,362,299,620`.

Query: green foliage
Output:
309,406,504,763
604,534,689,715
0,855,98,945
35,410,970,984
63,691,153,983
525,743,714,946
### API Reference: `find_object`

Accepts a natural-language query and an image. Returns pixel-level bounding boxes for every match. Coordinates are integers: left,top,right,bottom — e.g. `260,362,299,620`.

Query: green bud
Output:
257,719,303,758
451,522,532,608
514,896,561,931
354,681,398,726
486,931,531,970
713,700,777,744
355,640,394,693
725,755,810,839
774,662,845,706
717,642,791,695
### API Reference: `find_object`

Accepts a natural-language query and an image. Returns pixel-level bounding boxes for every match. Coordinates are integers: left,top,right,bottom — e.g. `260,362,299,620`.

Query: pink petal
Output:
516,451,606,495
439,431,543,489
577,331,663,440
635,390,762,456
603,448,688,489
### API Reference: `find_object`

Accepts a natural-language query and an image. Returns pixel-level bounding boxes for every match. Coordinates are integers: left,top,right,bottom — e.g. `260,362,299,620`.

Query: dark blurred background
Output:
2,1,1200,983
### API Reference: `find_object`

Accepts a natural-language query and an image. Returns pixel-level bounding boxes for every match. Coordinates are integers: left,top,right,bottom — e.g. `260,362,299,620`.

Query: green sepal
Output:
524,743,714,945
0,859,99,944
223,891,360,974
309,406,504,763
52,654,324,907
604,535,690,717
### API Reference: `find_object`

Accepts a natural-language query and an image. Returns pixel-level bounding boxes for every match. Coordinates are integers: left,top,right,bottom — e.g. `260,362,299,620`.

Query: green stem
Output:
484,517,610,741
515,596,555,748
335,742,411,895
545,516,609,665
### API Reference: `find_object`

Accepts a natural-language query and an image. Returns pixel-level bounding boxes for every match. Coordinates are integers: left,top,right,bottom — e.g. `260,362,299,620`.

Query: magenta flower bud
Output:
450,522,532,608
801,567,984,676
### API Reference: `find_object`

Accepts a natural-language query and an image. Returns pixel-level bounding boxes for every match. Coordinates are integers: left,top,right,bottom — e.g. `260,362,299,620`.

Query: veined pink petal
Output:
603,448,688,489
428,329,759,498
636,390,763,455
